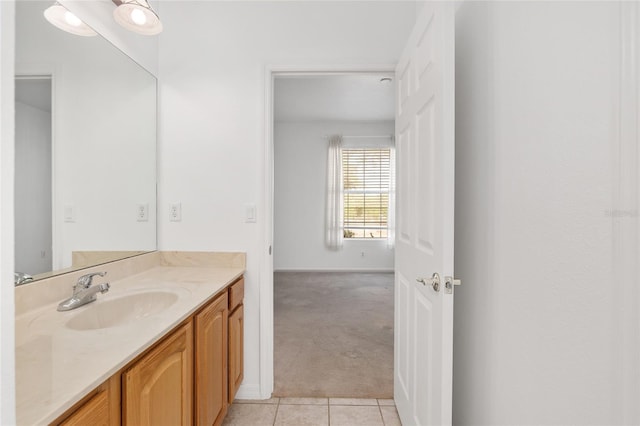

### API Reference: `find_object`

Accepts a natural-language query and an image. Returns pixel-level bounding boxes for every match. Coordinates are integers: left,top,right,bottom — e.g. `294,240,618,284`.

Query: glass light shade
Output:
43,2,97,37
113,0,162,36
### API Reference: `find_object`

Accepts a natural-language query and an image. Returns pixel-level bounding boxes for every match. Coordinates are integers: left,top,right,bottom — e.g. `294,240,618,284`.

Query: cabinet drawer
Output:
228,278,244,312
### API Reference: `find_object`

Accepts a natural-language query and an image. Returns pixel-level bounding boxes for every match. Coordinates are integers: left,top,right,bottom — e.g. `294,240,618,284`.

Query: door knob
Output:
416,273,441,292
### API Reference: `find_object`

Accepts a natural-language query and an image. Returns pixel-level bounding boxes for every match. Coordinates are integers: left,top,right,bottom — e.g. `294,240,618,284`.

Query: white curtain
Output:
387,145,396,249
326,135,344,250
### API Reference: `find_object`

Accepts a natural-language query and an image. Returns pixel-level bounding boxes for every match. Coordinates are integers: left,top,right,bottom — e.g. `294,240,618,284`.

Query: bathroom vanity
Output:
15,252,245,426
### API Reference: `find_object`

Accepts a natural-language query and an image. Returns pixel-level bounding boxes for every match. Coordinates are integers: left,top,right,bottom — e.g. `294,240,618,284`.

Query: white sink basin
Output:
65,289,188,331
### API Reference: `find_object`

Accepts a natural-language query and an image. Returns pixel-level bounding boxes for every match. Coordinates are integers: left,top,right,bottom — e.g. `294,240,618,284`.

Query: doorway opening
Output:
270,72,396,398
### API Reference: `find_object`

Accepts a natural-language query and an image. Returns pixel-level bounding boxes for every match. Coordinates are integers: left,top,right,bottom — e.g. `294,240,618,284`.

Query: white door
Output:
394,2,455,425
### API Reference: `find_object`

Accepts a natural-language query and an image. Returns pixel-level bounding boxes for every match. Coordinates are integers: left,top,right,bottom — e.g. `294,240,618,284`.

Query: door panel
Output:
396,273,412,400
398,62,411,115
414,290,433,424
416,96,436,254
398,125,413,244
394,2,455,425
416,15,435,80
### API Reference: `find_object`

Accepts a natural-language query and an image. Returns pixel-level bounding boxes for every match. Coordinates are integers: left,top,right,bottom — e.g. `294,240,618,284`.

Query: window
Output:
342,148,391,239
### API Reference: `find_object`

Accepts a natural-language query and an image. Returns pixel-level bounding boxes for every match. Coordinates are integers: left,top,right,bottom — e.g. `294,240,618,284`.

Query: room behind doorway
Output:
272,74,395,398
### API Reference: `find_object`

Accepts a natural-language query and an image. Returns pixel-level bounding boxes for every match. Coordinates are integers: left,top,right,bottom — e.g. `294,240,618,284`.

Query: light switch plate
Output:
245,203,256,223
64,204,75,223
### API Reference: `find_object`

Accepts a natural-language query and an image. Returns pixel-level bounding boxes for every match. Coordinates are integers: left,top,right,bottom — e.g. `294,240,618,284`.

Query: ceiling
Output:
15,78,52,113
274,74,395,122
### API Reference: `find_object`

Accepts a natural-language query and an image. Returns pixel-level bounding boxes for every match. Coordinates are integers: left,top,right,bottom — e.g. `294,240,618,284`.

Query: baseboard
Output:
234,384,266,400
274,268,394,273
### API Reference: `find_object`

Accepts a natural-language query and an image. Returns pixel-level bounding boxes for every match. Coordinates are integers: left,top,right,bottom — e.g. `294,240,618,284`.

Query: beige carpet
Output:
273,271,394,398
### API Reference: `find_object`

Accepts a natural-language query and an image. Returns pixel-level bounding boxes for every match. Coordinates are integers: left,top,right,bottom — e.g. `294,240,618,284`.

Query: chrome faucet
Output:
57,272,110,312
14,272,34,285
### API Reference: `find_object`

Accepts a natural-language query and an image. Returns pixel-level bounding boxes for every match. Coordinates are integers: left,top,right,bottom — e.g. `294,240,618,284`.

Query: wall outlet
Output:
170,203,182,222
137,203,149,222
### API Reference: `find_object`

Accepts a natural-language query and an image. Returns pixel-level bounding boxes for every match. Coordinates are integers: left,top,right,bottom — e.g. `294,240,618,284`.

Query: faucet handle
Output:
75,271,107,290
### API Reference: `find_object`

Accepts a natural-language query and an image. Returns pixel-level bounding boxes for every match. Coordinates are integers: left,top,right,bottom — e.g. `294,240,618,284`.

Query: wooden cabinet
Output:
55,376,120,426
228,278,244,404
123,322,193,426
195,292,228,426
51,275,244,426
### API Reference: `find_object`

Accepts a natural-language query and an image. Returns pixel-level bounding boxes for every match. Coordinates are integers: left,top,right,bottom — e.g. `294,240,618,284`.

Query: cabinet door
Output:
123,322,193,426
59,390,110,426
228,304,244,403
57,376,120,426
195,293,228,426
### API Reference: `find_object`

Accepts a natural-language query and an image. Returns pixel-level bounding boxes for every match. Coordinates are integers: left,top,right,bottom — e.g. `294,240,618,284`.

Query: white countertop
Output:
15,265,244,426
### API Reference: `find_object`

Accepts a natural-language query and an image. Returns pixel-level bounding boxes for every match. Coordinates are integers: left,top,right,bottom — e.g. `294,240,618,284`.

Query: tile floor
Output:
223,397,401,426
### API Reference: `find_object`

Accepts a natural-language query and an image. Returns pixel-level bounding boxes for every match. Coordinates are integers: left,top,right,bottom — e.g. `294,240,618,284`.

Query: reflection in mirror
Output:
15,0,157,284
15,77,52,280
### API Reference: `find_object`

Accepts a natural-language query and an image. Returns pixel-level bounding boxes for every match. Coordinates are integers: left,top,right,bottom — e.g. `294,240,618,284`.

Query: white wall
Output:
454,2,639,424
158,0,415,397
274,120,394,271
15,100,52,275
16,0,157,270
0,0,16,422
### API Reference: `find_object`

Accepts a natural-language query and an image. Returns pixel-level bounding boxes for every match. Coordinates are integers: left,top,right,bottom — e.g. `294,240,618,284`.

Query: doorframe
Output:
615,2,640,423
260,64,396,398
14,65,57,271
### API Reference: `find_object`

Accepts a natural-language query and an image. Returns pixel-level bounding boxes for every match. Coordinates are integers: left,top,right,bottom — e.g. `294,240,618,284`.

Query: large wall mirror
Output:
14,0,157,284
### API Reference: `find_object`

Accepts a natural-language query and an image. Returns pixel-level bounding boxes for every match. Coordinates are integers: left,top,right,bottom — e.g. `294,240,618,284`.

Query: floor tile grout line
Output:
378,402,386,426
329,404,381,407
272,398,281,426
377,397,387,426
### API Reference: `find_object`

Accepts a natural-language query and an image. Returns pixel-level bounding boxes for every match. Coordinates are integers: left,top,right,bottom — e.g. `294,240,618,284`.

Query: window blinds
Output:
342,148,391,239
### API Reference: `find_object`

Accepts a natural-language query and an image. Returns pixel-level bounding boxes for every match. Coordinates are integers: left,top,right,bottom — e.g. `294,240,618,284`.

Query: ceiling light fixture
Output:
113,0,163,36
43,2,97,37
